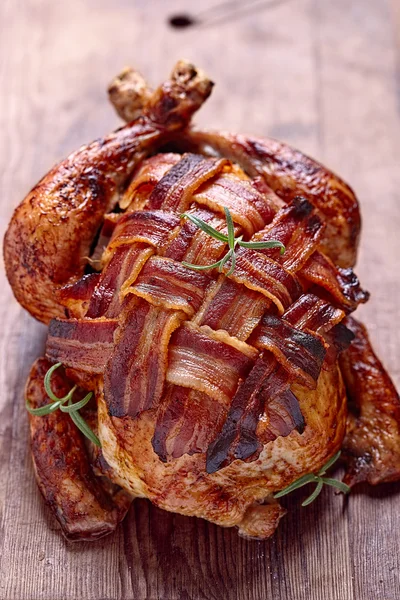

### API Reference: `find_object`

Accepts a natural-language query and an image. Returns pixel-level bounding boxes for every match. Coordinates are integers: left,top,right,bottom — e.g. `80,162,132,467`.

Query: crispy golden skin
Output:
340,318,400,486
4,61,213,324
26,358,131,541
97,364,347,531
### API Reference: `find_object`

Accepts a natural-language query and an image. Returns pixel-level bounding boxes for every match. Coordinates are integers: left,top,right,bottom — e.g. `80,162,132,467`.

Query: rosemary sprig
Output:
26,362,101,447
273,451,350,506
181,207,285,276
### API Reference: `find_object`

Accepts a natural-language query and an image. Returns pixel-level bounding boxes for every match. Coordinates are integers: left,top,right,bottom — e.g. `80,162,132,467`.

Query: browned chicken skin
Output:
340,318,400,486
3,62,399,541
4,61,213,324
26,358,131,541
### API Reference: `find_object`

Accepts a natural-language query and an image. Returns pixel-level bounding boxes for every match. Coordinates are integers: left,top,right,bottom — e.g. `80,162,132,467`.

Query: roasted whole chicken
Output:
4,62,400,541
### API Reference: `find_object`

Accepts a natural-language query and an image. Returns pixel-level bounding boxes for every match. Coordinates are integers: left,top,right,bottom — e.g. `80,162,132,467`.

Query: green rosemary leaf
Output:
302,480,324,506
217,248,232,271
180,213,229,243
44,362,77,403
320,477,351,495
224,207,236,250
25,399,63,416
273,449,349,506
225,249,236,276
182,206,285,276
273,474,317,498
59,391,93,413
239,240,286,255
26,362,101,447
68,401,101,447
43,362,65,402
182,258,225,271
318,450,342,476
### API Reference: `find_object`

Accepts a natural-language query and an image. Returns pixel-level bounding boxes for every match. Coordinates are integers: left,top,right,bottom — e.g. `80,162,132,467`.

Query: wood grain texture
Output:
0,0,399,599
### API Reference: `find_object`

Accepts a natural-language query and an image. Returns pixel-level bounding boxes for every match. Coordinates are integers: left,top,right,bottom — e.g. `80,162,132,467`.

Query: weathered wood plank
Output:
0,1,399,599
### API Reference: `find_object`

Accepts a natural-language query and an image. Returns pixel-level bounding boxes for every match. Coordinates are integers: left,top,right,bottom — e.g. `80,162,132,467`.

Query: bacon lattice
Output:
48,152,368,473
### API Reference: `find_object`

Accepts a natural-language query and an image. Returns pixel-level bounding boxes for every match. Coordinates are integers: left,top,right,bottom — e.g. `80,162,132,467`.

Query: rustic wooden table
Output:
1,1,399,599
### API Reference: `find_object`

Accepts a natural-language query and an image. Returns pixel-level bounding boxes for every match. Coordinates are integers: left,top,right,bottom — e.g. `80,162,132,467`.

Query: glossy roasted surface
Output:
1,1,399,599
4,58,374,541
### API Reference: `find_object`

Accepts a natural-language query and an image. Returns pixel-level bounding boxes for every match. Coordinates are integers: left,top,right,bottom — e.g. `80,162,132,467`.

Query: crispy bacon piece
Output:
192,172,274,237
128,256,212,316
323,322,356,367
340,317,400,486
26,358,131,541
148,153,227,211
46,318,117,373
106,210,180,255
86,244,153,318
253,196,325,273
166,323,257,405
300,251,369,312
283,292,345,332
250,314,326,389
223,247,303,314
119,153,181,210
104,299,183,417
194,276,270,341
232,364,304,462
57,273,100,318
256,388,305,445
152,385,227,461
164,207,229,265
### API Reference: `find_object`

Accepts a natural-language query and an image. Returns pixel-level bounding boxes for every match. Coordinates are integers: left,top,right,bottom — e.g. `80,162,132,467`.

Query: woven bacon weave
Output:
46,152,367,473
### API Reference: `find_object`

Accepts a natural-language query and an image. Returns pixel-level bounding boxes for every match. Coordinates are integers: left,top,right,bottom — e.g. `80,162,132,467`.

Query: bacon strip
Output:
206,356,303,473
164,207,229,265
283,292,345,332
128,256,211,316
283,293,352,368
250,314,326,388
256,388,305,444
119,153,181,210
194,276,269,341
166,323,257,405
192,172,274,237
46,318,117,374
86,244,153,318
300,251,369,312
58,273,100,319
224,247,303,314
253,197,325,273
148,153,227,211
152,385,227,462
106,210,180,256
104,299,182,417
